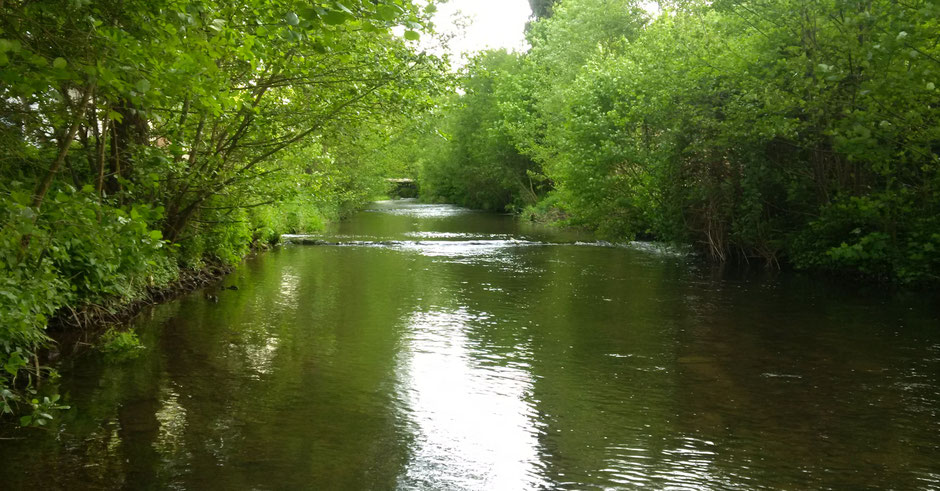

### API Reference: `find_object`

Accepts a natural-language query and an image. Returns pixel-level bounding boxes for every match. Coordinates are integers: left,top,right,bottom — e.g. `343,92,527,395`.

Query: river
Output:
2,199,939,489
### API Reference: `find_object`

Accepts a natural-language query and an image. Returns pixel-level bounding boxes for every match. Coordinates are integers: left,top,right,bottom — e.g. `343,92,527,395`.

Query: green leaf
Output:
149,230,163,240
404,30,420,41
285,12,300,26
299,8,319,21
53,57,67,69
323,11,351,25
377,5,400,21
136,78,151,93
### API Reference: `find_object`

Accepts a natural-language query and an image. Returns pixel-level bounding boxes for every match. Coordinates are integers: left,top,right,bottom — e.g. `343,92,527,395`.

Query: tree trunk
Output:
32,86,93,210
106,100,149,195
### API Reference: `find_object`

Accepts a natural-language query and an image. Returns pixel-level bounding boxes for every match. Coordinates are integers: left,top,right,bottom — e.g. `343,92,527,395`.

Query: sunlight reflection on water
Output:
395,307,549,490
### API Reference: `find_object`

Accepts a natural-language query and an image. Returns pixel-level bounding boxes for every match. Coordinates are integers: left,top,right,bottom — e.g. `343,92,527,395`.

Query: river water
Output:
2,199,939,489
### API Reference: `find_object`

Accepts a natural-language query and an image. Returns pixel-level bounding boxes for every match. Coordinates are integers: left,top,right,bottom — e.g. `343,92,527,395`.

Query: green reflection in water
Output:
1,200,939,489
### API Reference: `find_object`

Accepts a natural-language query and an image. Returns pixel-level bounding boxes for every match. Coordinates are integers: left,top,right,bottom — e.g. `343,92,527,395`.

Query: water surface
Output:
2,199,939,489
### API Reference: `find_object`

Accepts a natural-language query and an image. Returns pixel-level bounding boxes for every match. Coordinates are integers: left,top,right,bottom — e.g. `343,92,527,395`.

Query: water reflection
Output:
396,308,547,489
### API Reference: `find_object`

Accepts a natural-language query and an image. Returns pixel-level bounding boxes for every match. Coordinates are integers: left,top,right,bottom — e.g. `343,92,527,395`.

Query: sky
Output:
430,0,533,61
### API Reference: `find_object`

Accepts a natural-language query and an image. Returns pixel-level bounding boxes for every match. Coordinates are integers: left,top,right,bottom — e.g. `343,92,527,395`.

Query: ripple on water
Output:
366,201,474,218
403,231,517,241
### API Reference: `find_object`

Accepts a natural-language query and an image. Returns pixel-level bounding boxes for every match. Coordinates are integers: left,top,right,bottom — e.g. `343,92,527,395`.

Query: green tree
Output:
421,50,543,211
0,0,448,420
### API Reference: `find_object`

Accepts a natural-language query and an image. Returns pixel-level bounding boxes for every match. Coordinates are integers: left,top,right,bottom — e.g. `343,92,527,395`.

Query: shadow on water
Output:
1,199,938,489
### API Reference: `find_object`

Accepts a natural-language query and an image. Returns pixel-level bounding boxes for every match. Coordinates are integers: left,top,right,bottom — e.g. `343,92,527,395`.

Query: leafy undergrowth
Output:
0,185,332,426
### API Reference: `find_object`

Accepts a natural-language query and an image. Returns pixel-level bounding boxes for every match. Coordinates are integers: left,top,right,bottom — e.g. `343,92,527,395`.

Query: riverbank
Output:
508,193,940,287
44,259,235,361
0,188,343,424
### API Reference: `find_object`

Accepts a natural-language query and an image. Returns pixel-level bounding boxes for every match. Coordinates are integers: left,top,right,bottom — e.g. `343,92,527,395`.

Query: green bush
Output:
0,183,171,420
791,193,940,283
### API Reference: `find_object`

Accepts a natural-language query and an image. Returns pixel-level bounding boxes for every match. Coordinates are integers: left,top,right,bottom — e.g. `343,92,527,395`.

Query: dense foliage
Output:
420,51,545,211
419,0,940,284
1,0,445,420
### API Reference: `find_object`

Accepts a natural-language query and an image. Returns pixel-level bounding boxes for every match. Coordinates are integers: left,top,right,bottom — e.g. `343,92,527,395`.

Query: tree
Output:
528,0,558,19
421,50,543,211
0,0,449,420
